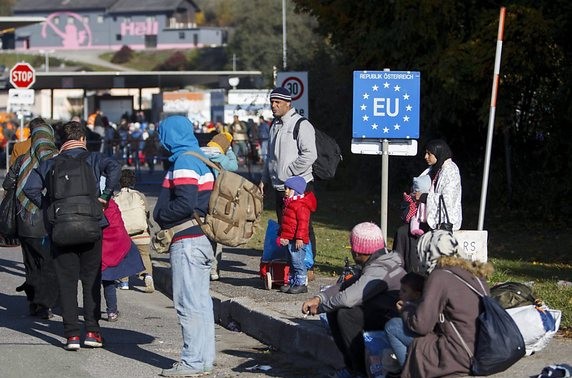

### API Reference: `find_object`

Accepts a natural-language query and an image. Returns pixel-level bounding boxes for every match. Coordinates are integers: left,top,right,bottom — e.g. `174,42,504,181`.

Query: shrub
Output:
111,45,134,64
153,51,188,71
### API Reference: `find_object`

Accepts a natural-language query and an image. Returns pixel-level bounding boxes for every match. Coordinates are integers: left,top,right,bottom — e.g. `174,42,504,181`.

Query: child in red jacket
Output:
278,176,317,294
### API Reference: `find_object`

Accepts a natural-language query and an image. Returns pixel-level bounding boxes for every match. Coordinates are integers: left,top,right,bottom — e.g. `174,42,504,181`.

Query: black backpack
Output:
490,282,537,309
293,117,342,180
47,151,103,246
444,270,525,376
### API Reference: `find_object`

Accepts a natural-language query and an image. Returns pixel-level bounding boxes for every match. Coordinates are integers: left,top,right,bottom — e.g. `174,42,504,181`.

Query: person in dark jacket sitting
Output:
23,121,120,351
302,222,406,377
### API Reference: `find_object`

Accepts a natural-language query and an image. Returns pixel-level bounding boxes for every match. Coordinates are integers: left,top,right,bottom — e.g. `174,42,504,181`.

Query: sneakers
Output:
107,311,120,322
118,281,129,290
64,336,81,351
84,331,103,348
160,362,211,377
37,306,54,320
287,285,308,294
279,284,291,293
144,275,155,293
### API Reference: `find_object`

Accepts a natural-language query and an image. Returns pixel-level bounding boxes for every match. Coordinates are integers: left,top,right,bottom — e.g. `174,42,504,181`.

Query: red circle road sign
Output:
280,76,304,101
10,62,36,89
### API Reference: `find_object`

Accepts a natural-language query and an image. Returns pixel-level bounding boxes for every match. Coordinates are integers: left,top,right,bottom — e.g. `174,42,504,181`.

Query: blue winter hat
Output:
284,176,306,195
269,87,292,102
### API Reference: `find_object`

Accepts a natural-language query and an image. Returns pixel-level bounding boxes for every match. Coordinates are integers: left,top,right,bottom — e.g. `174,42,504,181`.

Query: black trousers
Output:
20,236,59,308
53,238,102,337
326,305,392,375
274,181,317,258
392,223,430,272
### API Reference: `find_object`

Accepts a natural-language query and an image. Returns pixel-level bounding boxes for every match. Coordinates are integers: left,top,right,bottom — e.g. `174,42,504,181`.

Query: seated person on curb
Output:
278,176,317,294
301,222,406,378
383,272,426,369
398,231,494,378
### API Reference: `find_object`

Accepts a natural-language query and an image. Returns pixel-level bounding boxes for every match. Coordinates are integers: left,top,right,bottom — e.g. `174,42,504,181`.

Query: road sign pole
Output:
381,139,389,240
18,112,24,141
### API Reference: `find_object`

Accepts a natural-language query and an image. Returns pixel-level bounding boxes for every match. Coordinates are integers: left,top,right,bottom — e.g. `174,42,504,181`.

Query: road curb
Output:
151,258,344,369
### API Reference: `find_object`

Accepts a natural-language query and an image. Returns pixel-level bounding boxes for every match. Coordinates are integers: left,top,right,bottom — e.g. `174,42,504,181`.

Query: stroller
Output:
259,219,313,290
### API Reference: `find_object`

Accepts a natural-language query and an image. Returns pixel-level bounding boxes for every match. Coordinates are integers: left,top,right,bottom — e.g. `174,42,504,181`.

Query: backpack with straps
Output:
443,270,525,376
47,151,103,246
490,282,537,309
186,151,263,247
114,188,148,236
293,117,342,180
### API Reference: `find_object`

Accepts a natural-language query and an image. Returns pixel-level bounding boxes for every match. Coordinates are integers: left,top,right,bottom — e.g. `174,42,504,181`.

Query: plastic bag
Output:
262,219,313,268
0,188,18,238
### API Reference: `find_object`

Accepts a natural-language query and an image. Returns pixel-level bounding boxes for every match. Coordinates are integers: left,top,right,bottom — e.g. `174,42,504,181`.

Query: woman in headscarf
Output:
393,139,462,272
2,122,59,319
394,231,493,378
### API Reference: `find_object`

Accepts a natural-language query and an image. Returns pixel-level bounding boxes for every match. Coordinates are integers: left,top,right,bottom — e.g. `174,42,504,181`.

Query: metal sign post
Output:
352,70,421,240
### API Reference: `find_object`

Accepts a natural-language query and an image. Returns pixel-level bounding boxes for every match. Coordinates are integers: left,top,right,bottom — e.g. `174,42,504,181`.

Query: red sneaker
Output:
64,336,80,351
84,331,103,348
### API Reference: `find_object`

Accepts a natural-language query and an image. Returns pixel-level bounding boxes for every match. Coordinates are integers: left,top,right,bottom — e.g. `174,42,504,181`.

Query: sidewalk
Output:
150,245,572,378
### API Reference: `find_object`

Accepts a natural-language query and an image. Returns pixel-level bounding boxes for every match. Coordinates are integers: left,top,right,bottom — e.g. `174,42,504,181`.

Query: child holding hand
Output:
278,176,317,294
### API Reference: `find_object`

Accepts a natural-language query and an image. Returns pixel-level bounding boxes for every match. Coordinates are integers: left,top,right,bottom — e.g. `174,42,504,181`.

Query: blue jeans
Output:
384,317,416,367
102,280,117,313
288,242,308,286
170,236,215,371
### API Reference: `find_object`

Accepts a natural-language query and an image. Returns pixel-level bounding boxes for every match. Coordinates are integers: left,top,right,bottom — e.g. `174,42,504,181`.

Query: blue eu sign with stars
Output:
352,70,420,139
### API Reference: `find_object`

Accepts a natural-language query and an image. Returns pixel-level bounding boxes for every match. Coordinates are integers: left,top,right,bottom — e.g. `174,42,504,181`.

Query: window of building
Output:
124,16,131,22
83,16,89,24
97,15,104,23
67,17,75,25
53,17,60,25
179,32,185,39
116,34,122,41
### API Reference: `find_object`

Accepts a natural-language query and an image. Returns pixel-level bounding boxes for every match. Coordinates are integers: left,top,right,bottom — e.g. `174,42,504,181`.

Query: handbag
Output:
0,188,18,238
437,194,453,232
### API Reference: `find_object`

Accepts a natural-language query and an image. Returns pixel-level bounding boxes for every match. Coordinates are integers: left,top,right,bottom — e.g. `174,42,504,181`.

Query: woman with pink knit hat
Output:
302,222,406,378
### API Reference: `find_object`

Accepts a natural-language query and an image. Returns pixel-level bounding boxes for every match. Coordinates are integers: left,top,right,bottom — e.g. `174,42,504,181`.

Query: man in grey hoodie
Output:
259,87,318,278
302,222,406,377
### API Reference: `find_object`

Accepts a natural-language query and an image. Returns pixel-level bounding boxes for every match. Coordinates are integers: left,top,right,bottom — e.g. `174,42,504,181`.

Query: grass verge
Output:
246,189,572,334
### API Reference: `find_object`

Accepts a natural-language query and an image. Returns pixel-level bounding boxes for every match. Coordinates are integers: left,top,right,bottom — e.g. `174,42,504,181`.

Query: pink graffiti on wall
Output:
41,12,92,48
121,19,158,36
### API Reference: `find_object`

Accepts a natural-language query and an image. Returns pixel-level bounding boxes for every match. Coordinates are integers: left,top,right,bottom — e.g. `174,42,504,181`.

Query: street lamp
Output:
228,77,240,90
39,49,55,72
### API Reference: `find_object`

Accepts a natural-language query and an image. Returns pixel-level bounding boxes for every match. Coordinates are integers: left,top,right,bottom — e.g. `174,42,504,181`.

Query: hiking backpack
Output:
293,117,342,180
187,152,264,247
47,151,103,246
114,188,148,236
490,282,537,309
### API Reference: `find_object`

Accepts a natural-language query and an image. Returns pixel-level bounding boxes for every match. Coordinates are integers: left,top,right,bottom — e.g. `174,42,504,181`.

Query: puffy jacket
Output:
279,192,317,244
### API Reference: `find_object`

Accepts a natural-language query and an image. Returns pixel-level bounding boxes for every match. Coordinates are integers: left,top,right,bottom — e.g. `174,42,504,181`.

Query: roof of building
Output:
30,70,262,90
0,16,46,33
12,0,198,14
12,0,117,13
107,0,199,14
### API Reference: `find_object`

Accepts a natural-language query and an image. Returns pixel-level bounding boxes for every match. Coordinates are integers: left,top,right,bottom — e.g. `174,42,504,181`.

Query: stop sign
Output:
10,62,36,89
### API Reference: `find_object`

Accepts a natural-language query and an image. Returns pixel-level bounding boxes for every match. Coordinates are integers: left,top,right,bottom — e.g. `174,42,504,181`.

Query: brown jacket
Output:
401,259,491,378
9,138,31,166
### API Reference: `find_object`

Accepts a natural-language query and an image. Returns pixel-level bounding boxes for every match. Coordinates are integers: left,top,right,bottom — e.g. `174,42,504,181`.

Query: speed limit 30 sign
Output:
276,71,309,117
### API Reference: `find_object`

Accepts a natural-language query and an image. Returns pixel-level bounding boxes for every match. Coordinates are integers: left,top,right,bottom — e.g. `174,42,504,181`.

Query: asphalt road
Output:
0,244,333,378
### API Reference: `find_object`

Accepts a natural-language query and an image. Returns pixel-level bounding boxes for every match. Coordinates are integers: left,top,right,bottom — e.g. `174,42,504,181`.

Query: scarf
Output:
283,193,305,207
59,139,87,152
16,125,58,216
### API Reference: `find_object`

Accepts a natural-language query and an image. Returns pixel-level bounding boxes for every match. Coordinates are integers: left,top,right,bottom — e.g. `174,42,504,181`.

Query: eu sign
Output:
352,71,420,139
